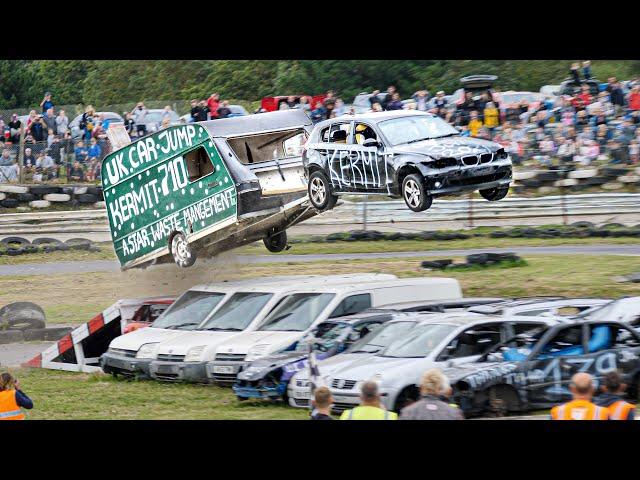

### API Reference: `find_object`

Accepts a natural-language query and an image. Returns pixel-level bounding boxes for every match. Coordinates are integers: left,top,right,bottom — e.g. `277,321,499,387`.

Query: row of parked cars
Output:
100,273,640,417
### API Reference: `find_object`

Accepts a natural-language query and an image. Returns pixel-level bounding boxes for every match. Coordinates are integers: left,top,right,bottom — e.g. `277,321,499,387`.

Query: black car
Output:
303,111,512,212
445,320,640,417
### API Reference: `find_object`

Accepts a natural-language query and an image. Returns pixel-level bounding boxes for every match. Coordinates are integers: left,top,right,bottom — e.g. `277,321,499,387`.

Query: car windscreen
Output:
199,292,273,331
380,323,455,358
294,321,349,352
378,115,460,146
151,291,225,330
258,293,336,332
348,321,417,354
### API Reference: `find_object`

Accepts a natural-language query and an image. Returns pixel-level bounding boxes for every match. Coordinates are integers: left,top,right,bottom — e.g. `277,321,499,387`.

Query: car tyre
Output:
479,186,509,201
263,230,288,253
170,232,196,268
401,174,432,212
308,171,338,212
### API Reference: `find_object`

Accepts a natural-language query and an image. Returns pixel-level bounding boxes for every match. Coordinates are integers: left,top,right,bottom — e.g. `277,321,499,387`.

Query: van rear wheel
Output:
263,230,288,253
170,232,197,268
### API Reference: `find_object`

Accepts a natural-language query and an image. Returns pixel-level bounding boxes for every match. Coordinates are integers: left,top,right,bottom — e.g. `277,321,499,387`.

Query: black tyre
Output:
29,185,61,196
0,236,31,248
401,174,432,212
263,230,288,253
170,232,197,268
16,193,36,202
0,301,46,331
308,171,338,211
86,186,104,200
487,385,521,417
77,193,98,204
32,237,64,246
479,186,509,201
65,238,92,250
0,330,24,344
0,198,19,208
394,386,420,413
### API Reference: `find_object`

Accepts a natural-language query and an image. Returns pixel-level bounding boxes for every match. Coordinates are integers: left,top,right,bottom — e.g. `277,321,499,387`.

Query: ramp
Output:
23,297,174,373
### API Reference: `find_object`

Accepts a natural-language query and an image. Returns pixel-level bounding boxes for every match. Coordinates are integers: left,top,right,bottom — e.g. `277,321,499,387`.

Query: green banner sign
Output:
101,124,238,267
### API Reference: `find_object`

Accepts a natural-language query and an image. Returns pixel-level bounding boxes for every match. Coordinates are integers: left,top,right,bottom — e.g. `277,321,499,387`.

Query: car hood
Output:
108,327,184,351
154,330,241,356
215,331,303,355
328,354,429,383
389,135,500,158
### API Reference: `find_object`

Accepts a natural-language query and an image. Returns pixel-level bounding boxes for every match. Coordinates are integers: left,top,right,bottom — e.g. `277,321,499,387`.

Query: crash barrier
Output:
511,166,640,194
0,236,99,257
0,184,103,211
307,193,640,228
23,297,174,373
421,252,525,270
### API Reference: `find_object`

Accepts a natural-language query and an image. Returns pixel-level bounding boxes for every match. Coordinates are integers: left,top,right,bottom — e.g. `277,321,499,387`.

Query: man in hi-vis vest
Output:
551,372,608,420
0,373,33,420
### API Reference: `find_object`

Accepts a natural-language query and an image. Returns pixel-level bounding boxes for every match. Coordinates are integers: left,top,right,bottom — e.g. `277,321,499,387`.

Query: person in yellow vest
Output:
467,111,483,138
340,380,398,420
595,371,635,420
0,372,33,420
550,372,608,420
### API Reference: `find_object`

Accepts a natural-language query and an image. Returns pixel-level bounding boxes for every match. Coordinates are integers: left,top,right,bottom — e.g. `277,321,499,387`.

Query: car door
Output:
322,121,355,192
350,122,389,193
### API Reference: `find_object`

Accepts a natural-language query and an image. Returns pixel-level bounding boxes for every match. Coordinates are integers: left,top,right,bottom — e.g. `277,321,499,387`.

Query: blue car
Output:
233,310,396,401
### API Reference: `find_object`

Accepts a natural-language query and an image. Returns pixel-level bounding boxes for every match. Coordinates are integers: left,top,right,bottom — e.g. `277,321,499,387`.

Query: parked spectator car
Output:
303,110,512,212
181,105,249,123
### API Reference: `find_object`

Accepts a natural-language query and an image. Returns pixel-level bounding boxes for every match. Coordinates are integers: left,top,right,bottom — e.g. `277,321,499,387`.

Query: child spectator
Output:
467,111,483,137
68,160,85,182
74,141,88,164
87,137,102,161
483,102,499,137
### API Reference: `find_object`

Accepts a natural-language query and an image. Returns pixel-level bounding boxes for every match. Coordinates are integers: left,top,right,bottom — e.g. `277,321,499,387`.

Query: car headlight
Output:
136,343,159,359
184,346,206,363
246,344,269,361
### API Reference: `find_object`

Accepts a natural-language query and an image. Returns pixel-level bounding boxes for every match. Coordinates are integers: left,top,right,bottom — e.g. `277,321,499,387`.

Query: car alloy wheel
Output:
401,174,432,212
310,177,326,206
171,232,196,268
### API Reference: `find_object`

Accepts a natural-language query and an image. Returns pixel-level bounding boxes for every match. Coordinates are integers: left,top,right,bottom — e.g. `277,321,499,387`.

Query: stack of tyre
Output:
0,302,71,344
0,185,104,209
511,166,640,194
0,237,96,256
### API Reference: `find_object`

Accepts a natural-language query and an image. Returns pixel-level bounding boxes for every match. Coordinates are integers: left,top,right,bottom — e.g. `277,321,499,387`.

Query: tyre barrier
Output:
0,184,105,210
0,236,97,257
421,252,524,270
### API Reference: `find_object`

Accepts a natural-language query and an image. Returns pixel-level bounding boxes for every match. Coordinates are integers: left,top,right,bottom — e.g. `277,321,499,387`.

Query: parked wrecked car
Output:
101,110,317,269
233,310,396,401
322,314,558,413
303,110,512,213
447,320,640,417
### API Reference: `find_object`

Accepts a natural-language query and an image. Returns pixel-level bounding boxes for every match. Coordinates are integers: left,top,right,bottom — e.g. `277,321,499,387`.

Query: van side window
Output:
184,146,214,182
328,294,372,318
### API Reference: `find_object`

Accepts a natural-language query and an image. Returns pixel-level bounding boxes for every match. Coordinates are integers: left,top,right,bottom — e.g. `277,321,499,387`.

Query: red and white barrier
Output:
23,297,174,373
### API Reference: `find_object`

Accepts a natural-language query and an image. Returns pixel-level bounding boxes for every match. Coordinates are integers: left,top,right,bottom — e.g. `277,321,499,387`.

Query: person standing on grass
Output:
550,372,608,420
595,371,636,420
340,381,398,420
310,386,334,420
0,372,33,420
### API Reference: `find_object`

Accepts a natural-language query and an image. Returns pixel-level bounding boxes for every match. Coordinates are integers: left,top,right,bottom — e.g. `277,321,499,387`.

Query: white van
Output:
147,273,397,382
100,274,390,378
205,277,463,385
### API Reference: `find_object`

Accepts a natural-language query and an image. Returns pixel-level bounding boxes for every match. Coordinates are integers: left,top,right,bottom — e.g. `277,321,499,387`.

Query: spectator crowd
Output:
1,61,639,185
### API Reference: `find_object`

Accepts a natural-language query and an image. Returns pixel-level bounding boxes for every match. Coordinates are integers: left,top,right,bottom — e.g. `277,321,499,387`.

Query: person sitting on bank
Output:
595,370,636,420
399,368,464,420
310,386,334,420
340,380,397,420
0,372,33,420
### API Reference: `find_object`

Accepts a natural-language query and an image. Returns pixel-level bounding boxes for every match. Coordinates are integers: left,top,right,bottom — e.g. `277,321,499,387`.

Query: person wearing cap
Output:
40,92,54,113
399,369,464,420
595,371,636,420
550,372,609,420
340,381,398,420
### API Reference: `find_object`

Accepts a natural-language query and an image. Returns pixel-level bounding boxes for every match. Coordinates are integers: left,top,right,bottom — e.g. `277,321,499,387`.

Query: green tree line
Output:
2,60,639,110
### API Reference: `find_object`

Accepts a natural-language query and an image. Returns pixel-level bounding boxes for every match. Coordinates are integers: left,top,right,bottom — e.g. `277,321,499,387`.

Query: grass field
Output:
7,368,308,420
0,253,638,324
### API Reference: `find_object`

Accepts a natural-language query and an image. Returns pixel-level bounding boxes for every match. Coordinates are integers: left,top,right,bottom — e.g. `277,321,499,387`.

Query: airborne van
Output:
101,110,315,269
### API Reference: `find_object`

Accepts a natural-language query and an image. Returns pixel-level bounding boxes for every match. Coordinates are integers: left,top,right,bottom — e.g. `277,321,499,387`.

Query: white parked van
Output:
100,275,385,378
147,273,397,382
205,277,463,385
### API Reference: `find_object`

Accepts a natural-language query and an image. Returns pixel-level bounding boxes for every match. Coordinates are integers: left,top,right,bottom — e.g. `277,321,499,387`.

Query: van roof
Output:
188,273,397,293
280,276,461,295
202,109,312,138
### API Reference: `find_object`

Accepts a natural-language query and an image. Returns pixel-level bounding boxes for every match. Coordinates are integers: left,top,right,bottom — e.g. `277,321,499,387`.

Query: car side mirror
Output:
363,138,380,148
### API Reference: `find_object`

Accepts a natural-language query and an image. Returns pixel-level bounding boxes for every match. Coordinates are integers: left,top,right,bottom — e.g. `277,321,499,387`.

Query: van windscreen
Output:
258,293,335,332
199,292,273,331
152,291,225,330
